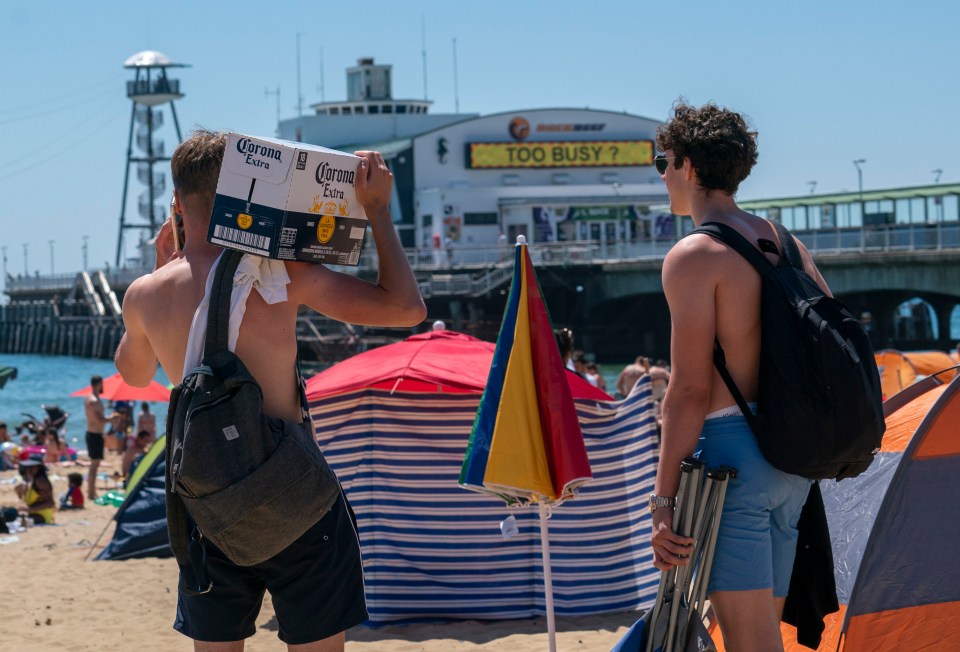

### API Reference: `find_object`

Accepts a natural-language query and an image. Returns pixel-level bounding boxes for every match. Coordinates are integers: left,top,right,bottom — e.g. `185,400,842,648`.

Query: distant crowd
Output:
553,327,671,428
0,395,159,529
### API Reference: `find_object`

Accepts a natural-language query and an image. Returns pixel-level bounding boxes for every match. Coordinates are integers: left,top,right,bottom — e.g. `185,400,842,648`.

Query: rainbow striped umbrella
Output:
459,236,592,652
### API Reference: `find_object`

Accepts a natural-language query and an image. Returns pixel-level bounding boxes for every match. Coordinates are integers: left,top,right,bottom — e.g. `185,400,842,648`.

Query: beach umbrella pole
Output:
538,501,558,652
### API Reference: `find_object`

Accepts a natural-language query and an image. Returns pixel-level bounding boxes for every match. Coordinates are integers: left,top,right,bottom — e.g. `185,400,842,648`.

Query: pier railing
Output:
6,222,960,296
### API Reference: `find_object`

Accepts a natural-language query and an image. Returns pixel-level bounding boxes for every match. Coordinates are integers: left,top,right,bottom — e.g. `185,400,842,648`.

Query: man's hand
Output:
354,150,393,220
154,217,179,271
650,508,694,571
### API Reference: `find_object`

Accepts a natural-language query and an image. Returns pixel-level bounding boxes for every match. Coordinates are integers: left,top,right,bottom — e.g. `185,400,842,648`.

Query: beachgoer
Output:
121,430,153,479
649,101,830,651
15,460,55,524
584,362,606,391
60,472,85,510
114,130,426,651
42,428,62,465
572,350,587,376
108,402,132,453
0,421,15,470
648,360,671,402
84,375,110,500
136,402,157,440
616,356,649,398
554,327,575,372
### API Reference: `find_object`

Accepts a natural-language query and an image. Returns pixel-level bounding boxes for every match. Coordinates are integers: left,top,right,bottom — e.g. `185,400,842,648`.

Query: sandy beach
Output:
2,466,637,651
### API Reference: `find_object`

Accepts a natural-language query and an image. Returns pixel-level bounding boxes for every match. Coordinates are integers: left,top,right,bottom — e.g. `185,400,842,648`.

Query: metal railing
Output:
7,223,959,296
794,222,960,254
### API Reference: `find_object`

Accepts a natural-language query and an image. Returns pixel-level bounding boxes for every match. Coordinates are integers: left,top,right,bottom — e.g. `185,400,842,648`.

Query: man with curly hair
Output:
648,102,831,651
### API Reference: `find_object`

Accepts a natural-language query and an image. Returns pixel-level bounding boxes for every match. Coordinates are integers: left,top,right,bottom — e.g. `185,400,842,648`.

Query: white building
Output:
280,59,671,252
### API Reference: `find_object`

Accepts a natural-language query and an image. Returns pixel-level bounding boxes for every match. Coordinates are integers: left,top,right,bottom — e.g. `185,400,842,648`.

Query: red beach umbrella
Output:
69,372,171,402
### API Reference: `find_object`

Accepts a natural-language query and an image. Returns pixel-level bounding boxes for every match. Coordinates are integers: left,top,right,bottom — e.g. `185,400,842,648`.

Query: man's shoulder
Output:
664,232,732,278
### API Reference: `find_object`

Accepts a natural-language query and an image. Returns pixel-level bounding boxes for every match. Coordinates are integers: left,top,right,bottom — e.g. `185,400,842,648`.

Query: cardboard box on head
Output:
208,133,369,265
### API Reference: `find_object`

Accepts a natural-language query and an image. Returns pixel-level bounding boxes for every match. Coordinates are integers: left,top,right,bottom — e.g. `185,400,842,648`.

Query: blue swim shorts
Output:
695,415,812,598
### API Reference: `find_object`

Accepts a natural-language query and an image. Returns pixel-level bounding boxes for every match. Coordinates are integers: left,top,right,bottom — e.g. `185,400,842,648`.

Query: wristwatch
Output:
649,494,677,513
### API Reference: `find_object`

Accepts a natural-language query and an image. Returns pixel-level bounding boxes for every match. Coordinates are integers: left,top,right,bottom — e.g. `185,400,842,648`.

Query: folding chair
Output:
612,457,736,652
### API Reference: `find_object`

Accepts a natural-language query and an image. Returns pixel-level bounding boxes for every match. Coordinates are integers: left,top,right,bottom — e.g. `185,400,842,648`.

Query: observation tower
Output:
115,50,188,266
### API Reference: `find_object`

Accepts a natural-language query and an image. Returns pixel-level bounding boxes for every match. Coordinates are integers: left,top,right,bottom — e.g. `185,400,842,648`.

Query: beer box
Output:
208,133,367,265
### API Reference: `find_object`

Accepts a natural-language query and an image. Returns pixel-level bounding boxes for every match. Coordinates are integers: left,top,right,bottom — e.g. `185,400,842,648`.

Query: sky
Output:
1,0,958,284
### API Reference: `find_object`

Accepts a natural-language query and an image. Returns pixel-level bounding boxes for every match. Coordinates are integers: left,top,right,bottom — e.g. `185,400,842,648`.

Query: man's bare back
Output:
117,150,425,423
121,248,304,420
670,211,831,415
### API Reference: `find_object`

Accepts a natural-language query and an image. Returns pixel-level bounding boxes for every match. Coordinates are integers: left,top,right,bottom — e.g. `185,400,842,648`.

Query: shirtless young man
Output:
648,103,830,652
84,375,110,500
115,130,426,652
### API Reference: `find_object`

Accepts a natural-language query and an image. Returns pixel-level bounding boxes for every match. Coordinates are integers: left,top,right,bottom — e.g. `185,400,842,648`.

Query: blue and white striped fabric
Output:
309,376,660,622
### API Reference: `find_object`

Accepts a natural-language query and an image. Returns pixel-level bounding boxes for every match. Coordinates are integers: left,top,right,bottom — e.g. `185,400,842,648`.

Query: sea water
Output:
0,353,169,453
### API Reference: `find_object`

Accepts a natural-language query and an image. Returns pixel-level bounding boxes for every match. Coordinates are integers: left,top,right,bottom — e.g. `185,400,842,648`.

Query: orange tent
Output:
710,367,960,650
874,349,957,400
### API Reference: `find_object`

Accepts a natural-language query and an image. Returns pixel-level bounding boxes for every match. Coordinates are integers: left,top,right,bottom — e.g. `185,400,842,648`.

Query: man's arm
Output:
287,151,426,327
650,237,719,569
793,236,832,297
115,277,159,387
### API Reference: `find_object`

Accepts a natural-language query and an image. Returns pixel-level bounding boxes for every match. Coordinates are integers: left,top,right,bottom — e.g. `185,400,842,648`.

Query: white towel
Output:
182,252,291,376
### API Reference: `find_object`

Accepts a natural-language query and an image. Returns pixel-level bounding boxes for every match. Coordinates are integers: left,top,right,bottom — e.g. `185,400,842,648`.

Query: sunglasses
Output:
654,155,681,175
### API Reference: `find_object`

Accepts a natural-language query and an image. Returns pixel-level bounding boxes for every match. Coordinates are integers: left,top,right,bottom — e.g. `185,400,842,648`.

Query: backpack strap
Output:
712,338,763,432
771,221,805,271
689,222,776,434
692,222,776,276
203,250,244,357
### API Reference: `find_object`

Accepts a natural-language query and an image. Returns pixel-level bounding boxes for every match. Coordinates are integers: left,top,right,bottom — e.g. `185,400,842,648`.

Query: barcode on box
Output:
280,228,297,246
213,224,270,254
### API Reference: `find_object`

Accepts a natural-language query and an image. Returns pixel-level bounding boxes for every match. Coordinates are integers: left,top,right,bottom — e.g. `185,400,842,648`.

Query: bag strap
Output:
712,338,762,433
771,221,805,271
163,392,190,567
689,222,776,434
203,250,244,357
198,249,310,419
692,222,776,276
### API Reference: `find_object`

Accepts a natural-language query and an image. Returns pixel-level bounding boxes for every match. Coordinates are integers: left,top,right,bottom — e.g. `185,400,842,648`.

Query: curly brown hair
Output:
171,129,227,199
655,101,758,195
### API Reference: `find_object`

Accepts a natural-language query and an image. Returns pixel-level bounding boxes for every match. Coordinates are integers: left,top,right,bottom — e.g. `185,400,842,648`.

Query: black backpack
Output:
691,221,885,480
164,249,340,579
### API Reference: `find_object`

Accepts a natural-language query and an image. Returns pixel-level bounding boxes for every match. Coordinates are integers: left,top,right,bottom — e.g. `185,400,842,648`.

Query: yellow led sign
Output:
467,140,653,169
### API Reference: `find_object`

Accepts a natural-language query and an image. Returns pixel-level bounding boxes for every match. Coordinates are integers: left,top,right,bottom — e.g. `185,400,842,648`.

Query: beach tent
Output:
710,369,960,650
307,343,660,623
874,349,957,400
96,436,172,561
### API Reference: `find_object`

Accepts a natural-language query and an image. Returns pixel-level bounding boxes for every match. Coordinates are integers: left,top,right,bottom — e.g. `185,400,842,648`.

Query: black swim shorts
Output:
85,432,104,461
174,491,368,645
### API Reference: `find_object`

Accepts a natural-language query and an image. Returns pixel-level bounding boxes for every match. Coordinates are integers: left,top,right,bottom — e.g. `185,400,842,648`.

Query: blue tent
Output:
96,436,171,561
